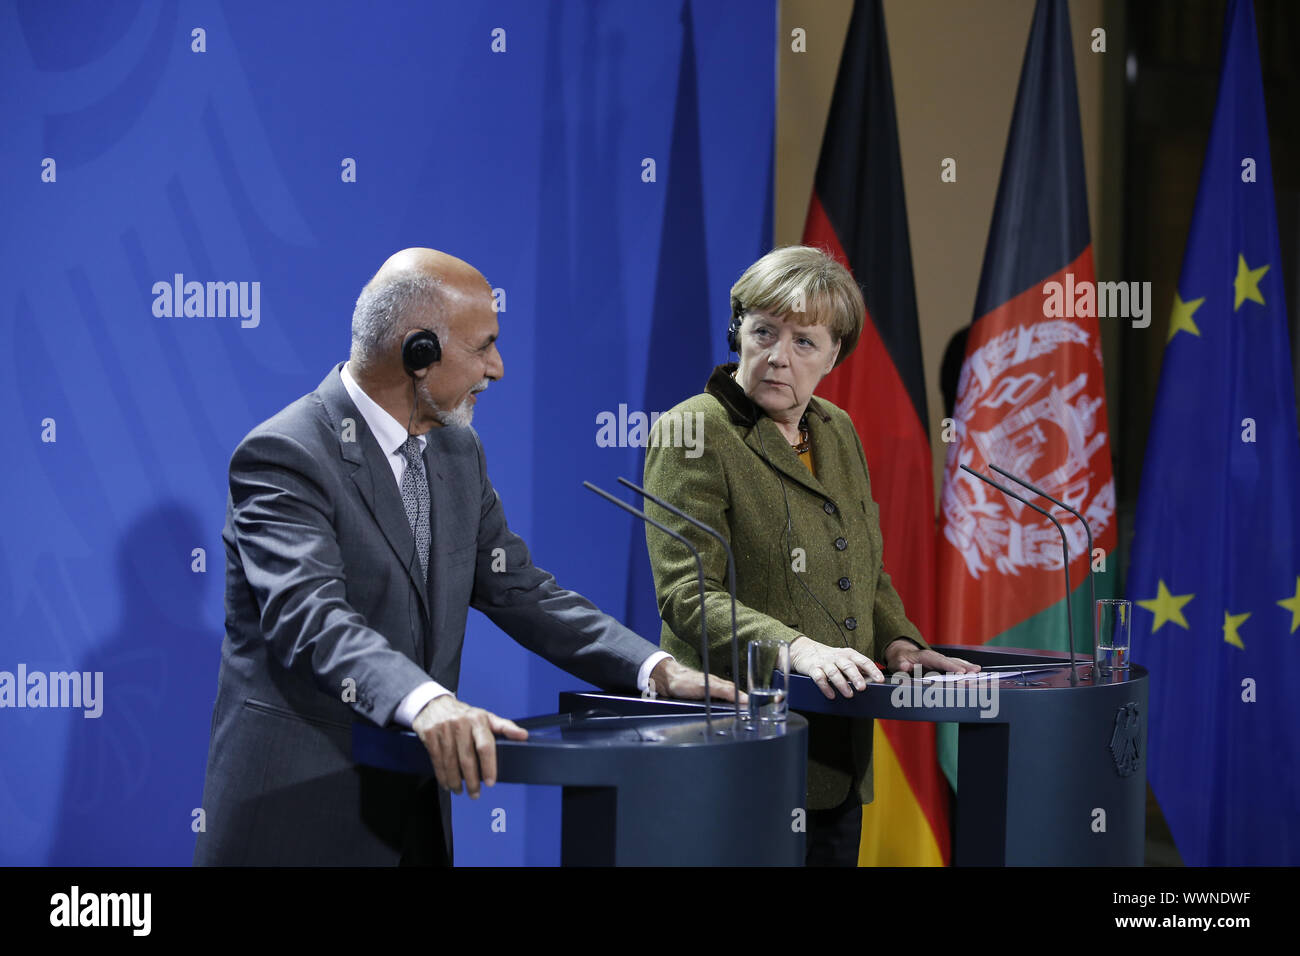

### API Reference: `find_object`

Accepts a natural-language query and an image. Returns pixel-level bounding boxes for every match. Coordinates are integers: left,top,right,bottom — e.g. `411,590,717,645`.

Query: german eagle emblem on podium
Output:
1110,703,1141,777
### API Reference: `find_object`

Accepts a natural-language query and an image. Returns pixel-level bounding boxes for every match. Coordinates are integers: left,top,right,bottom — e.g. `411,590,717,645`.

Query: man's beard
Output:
418,379,482,428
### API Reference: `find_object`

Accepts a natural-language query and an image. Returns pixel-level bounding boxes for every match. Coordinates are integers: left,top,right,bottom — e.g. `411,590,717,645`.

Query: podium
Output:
569,646,1147,865
353,701,808,866
787,644,1147,866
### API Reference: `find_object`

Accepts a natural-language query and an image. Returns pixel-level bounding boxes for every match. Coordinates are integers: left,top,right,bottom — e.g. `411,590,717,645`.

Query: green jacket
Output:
643,364,928,810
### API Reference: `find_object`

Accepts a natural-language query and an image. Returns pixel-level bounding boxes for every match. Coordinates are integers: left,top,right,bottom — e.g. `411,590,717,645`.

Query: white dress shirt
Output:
339,363,670,727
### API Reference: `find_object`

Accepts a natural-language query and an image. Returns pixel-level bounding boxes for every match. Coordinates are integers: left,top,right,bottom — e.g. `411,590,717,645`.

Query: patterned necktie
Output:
398,436,431,580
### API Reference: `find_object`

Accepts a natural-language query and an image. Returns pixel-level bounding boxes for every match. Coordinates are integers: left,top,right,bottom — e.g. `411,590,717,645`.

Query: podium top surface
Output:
353,711,808,783
785,645,1147,722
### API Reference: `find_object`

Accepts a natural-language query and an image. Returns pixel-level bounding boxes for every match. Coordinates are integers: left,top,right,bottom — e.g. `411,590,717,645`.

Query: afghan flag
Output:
803,0,946,867
934,0,1117,788
1127,0,1300,865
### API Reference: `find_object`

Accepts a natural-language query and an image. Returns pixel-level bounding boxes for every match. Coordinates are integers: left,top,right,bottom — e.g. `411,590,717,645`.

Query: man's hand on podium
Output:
884,641,981,678
648,658,745,706
412,695,528,799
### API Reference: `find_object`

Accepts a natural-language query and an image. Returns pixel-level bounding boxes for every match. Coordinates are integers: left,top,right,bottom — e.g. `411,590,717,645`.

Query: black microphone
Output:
616,477,740,731
582,481,721,730
959,464,1080,685
988,463,1096,641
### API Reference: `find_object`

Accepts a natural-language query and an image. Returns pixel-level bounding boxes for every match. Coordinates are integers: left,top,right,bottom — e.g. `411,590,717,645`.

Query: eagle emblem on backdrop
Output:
941,318,1115,580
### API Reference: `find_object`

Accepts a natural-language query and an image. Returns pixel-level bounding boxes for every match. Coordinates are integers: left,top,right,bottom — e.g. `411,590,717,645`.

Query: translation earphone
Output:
726,298,743,353
402,328,442,374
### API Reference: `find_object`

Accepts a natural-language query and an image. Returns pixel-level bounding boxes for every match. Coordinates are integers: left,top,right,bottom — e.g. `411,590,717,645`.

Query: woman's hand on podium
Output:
884,641,981,677
789,636,883,700
412,694,528,799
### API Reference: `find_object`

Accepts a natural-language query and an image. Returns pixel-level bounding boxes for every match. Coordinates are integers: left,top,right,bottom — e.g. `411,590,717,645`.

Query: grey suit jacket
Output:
194,363,656,865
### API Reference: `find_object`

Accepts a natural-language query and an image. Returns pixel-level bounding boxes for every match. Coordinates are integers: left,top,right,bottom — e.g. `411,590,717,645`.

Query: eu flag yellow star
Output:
1223,610,1250,649
1167,293,1204,342
1170,293,1206,343
1279,577,1300,635
1137,580,1195,633
1233,254,1269,311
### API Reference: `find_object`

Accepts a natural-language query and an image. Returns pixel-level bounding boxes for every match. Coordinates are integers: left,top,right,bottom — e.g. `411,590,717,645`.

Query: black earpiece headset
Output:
402,327,442,375
726,296,743,353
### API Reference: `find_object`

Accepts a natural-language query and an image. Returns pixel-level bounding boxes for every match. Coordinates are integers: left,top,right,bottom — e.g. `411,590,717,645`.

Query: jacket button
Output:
823,501,836,515
844,617,858,630
834,537,847,551
838,577,851,591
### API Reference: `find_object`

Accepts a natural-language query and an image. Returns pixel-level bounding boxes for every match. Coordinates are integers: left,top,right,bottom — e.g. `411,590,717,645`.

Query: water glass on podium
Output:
1094,599,1132,675
747,638,789,723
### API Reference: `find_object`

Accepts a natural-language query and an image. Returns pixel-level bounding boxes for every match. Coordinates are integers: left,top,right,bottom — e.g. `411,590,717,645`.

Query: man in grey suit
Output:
194,248,732,866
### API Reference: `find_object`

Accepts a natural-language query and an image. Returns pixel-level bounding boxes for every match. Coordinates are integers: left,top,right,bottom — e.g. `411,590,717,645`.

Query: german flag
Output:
802,0,947,866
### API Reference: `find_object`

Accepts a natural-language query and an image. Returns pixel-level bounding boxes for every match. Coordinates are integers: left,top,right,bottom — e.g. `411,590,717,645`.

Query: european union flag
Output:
1127,0,1300,865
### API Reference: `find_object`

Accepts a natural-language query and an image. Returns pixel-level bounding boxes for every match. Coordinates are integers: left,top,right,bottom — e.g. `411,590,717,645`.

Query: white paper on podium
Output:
911,671,1016,682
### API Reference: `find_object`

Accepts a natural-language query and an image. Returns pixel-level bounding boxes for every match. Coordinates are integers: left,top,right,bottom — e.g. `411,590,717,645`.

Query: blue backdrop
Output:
0,0,774,866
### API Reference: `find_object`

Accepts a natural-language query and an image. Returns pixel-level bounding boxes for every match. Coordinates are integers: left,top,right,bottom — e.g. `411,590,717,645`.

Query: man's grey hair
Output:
350,270,447,369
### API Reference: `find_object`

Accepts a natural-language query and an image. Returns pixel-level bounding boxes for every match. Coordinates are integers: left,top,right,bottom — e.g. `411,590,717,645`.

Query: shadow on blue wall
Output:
46,503,219,864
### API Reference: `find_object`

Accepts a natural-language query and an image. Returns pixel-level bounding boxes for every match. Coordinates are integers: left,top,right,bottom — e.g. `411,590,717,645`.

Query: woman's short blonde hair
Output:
729,245,865,367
